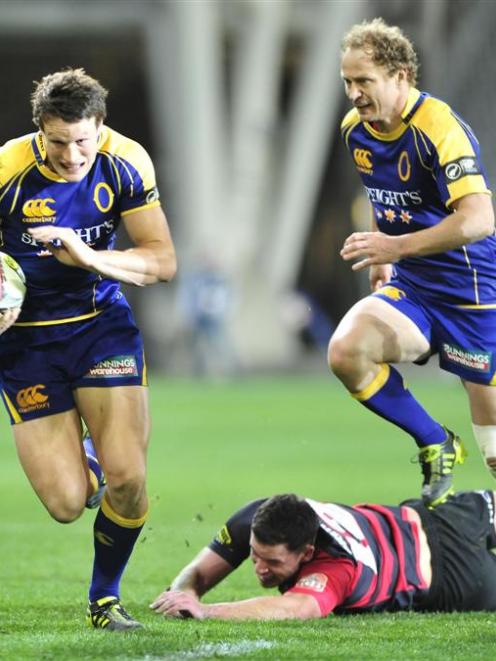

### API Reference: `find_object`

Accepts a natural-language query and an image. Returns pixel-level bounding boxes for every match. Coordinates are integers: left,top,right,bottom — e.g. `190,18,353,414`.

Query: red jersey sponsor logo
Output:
296,573,328,593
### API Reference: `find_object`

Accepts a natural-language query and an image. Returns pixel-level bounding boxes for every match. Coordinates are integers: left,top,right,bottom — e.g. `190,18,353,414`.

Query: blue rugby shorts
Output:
0,297,147,424
373,278,496,385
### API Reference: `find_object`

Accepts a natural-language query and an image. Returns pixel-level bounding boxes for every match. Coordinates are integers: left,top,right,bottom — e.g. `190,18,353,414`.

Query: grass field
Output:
1,373,496,660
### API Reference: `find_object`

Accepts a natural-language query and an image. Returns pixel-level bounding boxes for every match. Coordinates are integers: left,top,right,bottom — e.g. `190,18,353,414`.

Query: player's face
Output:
249,533,314,588
41,116,101,182
341,48,408,131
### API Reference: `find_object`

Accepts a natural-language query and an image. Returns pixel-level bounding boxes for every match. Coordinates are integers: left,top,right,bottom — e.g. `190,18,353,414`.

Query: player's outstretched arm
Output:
27,206,177,286
151,590,321,621
340,192,494,271
165,547,235,598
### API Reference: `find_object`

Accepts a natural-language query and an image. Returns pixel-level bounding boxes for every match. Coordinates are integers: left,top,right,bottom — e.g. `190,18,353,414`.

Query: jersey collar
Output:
32,132,70,182
364,88,422,141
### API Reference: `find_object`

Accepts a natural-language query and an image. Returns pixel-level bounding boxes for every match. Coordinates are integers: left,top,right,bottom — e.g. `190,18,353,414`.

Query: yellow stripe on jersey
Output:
340,107,359,132
114,154,134,196
446,180,491,207
2,390,22,424
341,108,361,149
11,164,41,213
98,126,157,192
410,125,432,172
456,303,496,309
0,134,38,187
14,309,103,326
352,363,390,402
142,352,148,386
409,96,489,205
120,200,161,217
0,163,35,209
99,152,123,194
364,121,407,141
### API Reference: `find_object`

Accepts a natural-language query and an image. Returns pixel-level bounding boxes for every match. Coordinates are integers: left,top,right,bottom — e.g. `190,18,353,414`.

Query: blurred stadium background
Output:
0,0,493,377
2,4,496,654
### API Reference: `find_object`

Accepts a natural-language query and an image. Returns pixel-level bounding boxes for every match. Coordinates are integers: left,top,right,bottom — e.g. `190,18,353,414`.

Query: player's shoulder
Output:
340,108,361,134
98,125,153,168
208,498,267,566
411,93,470,141
0,132,37,184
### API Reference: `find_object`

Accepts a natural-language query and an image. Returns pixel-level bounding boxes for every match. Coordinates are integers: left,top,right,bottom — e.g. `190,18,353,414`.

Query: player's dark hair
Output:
251,494,319,552
342,17,419,86
31,68,108,128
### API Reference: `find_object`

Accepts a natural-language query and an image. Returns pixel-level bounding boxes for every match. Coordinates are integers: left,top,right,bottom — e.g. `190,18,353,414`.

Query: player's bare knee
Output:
105,470,146,509
486,457,496,475
328,333,361,377
46,498,85,523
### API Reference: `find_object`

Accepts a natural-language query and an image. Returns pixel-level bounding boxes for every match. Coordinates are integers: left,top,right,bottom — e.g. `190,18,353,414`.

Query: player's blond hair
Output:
342,18,419,86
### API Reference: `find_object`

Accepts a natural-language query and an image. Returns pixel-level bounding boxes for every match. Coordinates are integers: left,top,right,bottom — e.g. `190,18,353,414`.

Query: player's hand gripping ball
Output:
0,252,26,309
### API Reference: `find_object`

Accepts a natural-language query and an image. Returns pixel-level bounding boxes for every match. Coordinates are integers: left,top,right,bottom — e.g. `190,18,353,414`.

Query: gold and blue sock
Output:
89,493,147,603
353,364,446,448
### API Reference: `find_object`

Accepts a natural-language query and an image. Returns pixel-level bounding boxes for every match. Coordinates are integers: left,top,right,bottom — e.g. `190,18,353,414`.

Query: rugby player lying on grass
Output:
151,491,496,620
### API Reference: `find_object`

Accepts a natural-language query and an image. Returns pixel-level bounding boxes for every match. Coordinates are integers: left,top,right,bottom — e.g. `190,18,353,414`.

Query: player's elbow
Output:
474,199,495,239
283,594,322,620
480,207,495,238
159,250,177,282
458,193,495,242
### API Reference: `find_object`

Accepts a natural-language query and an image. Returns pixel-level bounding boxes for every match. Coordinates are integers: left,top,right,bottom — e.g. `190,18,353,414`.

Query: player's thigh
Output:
74,385,150,477
330,295,431,363
13,409,88,519
462,380,496,425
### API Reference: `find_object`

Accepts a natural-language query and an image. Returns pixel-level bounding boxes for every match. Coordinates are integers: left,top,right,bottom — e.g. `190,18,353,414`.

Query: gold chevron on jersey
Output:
0,134,38,189
341,108,361,148
98,126,159,199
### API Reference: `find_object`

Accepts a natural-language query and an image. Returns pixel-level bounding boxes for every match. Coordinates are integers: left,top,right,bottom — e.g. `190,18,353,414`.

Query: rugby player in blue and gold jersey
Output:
328,19,496,508
0,68,177,629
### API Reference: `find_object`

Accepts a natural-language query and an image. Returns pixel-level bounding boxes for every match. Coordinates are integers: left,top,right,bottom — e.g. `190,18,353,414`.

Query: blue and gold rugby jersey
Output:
0,126,160,324
341,88,495,304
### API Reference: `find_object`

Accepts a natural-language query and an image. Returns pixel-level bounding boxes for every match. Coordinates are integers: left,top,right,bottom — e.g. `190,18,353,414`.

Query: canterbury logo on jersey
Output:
22,198,56,222
16,384,50,412
375,285,406,302
353,148,373,174
95,531,114,547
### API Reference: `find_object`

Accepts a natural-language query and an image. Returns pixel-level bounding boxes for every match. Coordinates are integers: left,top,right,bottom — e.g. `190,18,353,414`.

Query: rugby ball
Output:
0,252,26,309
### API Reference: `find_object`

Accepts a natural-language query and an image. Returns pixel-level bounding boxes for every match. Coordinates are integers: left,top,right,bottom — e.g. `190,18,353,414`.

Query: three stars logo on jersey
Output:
376,208,413,225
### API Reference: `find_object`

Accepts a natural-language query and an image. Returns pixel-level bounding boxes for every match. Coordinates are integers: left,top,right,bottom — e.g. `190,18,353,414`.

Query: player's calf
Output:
472,424,496,479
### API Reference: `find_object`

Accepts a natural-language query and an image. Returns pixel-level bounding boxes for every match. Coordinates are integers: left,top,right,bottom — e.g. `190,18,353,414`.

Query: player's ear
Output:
301,545,315,562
